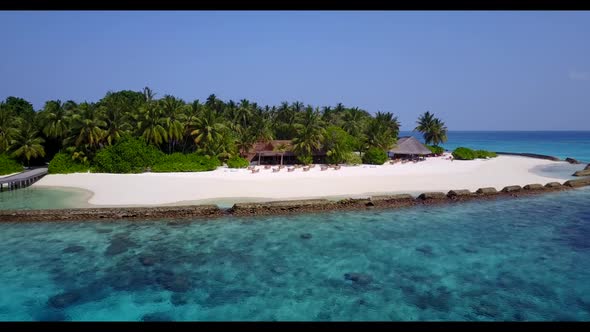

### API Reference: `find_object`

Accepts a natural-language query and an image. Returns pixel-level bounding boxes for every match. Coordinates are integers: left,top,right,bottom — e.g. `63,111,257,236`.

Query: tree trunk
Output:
281,153,284,166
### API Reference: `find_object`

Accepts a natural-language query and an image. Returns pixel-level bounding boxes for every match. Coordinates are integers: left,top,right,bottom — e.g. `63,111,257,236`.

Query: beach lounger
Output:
251,169,260,174
288,167,295,172
264,165,271,169
303,167,310,172
334,165,341,170
321,166,328,171
272,168,280,172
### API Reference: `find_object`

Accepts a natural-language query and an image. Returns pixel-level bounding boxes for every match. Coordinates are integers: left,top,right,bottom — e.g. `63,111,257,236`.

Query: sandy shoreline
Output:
33,154,582,207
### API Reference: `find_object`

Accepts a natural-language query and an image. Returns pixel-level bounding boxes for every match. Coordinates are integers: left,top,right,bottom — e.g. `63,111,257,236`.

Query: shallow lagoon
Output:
0,187,589,321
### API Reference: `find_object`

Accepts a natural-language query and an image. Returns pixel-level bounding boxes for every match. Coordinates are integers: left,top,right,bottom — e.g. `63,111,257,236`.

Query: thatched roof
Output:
389,136,432,155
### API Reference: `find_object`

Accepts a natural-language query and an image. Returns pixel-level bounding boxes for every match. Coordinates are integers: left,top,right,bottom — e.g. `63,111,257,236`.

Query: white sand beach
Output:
33,155,580,207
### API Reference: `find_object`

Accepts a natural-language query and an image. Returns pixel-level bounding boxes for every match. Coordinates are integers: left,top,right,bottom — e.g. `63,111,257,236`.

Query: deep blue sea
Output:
0,131,589,321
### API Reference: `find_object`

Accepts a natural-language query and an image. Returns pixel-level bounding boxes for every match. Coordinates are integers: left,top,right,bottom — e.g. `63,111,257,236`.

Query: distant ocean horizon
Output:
399,130,590,163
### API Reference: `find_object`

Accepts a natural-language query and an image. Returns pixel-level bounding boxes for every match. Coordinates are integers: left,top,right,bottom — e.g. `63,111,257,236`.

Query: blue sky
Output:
1,11,589,130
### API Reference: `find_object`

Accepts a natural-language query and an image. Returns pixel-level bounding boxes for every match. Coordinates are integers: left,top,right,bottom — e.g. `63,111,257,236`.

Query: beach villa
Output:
388,136,433,160
246,140,327,165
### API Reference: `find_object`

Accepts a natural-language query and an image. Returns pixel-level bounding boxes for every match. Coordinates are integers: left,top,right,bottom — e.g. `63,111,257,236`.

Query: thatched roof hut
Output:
388,136,432,156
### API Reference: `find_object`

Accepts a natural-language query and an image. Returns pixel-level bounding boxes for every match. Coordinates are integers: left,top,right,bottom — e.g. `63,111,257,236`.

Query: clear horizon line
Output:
399,129,590,132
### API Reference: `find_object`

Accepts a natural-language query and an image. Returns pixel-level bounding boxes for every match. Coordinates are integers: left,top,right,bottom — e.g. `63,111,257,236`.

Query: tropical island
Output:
0,88,586,207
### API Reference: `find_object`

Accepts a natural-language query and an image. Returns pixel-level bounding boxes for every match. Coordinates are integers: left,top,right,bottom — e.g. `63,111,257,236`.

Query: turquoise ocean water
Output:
0,188,589,321
0,131,588,321
400,130,590,163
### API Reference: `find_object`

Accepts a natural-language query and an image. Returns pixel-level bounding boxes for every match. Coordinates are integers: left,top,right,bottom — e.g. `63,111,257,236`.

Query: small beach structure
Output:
388,136,432,160
247,140,326,165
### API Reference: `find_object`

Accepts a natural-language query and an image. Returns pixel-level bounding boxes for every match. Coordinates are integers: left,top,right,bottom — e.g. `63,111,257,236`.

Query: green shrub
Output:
48,152,91,174
452,147,476,160
474,150,498,158
0,154,23,175
226,156,250,169
452,147,497,160
362,147,388,165
343,152,362,166
93,137,163,173
297,154,313,165
151,153,220,172
427,145,445,155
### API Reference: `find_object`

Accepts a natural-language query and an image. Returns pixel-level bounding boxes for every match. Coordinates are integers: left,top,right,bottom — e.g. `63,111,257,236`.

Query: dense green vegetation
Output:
93,137,163,173
427,145,445,155
452,147,498,160
48,152,91,174
474,150,498,158
226,156,249,169
0,154,23,175
1,89,449,172
452,147,476,160
152,153,220,172
343,152,362,166
323,126,354,164
362,147,389,165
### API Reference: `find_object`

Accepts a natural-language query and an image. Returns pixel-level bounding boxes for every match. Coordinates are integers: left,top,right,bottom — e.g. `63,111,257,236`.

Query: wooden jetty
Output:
0,168,48,192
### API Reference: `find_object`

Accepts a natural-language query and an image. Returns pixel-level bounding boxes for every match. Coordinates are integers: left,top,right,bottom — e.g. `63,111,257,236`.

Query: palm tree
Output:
342,107,366,137
414,111,435,142
137,100,167,146
292,107,325,164
426,118,448,146
181,100,203,153
415,111,447,146
234,126,256,158
236,99,253,129
11,124,45,166
40,100,70,141
143,86,156,103
191,106,227,156
274,142,289,166
160,95,187,153
364,112,400,151
65,103,106,152
0,103,21,152
99,99,132,146
205,94,224,114
251,108,274,143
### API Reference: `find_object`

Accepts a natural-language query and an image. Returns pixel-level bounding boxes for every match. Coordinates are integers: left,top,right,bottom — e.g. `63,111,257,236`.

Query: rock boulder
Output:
564,178,590,188
501,185,522,193
476,187,498,195
447,189,472,198
418,192,447,200
545,182,562,188
573,169,590,177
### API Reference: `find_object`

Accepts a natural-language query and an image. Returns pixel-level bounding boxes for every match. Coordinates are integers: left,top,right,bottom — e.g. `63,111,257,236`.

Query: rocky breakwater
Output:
0,205,223,223
229,199,337,216
1,181,589,222
564,177,590,188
